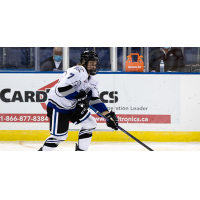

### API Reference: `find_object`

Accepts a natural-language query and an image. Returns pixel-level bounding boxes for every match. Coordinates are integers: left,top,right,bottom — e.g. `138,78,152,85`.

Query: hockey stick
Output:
90,106,154,151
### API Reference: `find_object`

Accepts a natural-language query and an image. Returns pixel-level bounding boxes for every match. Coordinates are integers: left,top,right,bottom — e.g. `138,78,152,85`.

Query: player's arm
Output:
90,87,118,130
89,87,108,113
56,68,83,100
102,110,109,115
58,84,79,100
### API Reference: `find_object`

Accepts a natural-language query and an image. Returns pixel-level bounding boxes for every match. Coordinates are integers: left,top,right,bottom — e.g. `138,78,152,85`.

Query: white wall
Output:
0,73,199,132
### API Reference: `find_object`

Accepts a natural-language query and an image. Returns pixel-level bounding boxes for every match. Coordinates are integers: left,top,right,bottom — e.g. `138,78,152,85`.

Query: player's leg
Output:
76,113,97,151
38,106,71,151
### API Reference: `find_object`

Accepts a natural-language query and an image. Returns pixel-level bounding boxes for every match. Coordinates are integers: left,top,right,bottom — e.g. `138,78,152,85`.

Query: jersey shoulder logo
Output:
75,66,84,73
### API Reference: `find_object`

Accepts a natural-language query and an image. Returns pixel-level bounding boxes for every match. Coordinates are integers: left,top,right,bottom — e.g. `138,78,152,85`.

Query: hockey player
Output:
38,50,118,151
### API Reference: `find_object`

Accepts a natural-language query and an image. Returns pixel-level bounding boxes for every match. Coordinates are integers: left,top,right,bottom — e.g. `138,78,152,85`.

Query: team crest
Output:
76,66,84,73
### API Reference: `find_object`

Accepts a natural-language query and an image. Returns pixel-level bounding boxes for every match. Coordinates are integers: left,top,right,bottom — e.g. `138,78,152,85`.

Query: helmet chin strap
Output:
86,69,96,76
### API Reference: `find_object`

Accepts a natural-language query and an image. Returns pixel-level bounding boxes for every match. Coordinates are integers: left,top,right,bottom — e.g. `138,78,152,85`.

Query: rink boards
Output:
0,72,200,142
0,130,200,142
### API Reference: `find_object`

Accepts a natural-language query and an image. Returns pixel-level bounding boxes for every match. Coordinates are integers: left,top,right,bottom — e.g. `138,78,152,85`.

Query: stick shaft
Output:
117,126,154,151
92,108,154,151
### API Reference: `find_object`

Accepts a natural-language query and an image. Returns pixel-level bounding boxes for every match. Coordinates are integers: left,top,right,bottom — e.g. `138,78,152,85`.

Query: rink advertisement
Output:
1,72,200,142
0,74,177,124
0,113,170,124
96,74,179,124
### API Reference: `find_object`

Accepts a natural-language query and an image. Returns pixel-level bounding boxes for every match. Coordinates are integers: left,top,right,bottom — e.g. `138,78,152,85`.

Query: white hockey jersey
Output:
47,65,107,113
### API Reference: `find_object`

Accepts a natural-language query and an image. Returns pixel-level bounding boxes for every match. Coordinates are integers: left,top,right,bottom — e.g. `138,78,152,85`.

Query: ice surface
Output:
0,141,199,151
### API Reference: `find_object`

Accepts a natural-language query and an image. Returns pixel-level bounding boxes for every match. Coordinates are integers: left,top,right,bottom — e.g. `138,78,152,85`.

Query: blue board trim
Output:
0,71,200,75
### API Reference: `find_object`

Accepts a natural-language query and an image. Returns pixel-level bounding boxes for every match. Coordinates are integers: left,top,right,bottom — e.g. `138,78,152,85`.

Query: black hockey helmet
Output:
80,50,100,75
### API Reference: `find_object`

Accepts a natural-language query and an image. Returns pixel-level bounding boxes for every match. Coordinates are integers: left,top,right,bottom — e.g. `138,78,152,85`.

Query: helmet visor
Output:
87,60,100,75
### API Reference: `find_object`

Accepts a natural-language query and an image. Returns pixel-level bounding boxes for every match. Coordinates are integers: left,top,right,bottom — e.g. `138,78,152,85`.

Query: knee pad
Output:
80,115,97,130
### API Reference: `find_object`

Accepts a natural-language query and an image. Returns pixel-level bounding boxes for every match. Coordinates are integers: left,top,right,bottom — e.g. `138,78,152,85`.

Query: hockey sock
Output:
42,135,67,151
78,128,95,151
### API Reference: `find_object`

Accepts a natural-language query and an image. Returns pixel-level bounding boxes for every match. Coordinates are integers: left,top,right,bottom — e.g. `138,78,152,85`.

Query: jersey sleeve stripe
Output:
89,98,102,106
90,97,98,100
58,85,76,96
64,91,79,100
58,85,72,92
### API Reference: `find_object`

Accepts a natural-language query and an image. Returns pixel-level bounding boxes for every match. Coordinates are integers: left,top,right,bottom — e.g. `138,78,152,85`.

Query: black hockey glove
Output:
105,111,118,130
75,89,87,101
75,89,89,109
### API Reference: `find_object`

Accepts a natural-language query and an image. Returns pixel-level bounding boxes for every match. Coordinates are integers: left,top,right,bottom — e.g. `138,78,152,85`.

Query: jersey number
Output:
68,73,75,79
